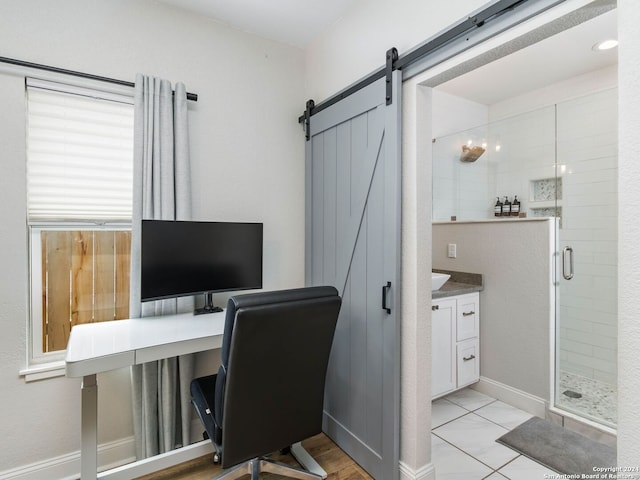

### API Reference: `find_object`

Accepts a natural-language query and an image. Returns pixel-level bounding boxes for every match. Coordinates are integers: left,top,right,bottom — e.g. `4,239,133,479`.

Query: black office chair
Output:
190,286,341,480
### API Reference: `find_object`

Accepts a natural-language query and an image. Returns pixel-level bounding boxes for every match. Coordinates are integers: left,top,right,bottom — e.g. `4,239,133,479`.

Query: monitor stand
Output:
194,292,223,315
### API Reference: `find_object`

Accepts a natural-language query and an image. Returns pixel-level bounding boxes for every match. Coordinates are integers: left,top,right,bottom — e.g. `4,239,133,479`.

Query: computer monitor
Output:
140,220,263,314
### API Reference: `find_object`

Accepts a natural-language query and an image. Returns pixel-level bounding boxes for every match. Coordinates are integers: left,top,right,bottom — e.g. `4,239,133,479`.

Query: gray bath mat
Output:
497,417,616,474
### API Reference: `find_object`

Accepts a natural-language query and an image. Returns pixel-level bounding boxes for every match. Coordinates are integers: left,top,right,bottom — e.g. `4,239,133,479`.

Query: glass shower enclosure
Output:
432,88,618,429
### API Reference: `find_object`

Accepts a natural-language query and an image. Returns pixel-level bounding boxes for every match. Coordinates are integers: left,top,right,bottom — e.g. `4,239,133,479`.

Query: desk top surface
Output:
65,310,226,377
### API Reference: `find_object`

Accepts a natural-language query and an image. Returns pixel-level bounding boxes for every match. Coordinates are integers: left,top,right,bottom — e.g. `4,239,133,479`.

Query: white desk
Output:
65,311,226,480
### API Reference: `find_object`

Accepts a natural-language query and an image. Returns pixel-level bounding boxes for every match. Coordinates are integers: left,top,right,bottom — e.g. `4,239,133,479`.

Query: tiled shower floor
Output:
556,371,617,427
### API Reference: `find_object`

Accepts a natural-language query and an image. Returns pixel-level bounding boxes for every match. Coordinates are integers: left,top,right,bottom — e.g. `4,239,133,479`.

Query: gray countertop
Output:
432,269,483,299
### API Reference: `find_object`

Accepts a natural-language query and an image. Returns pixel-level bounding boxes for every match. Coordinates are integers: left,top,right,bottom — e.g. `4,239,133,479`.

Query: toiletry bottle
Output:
494,197,502,217
502,196,511,216
511,195,520,216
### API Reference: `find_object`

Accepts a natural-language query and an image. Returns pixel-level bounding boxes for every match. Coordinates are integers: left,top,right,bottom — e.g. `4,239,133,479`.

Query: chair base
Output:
213,442,326,480
213,457,323,480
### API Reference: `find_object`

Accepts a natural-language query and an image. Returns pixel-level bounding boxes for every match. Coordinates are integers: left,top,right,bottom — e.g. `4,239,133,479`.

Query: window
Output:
26,79,134,361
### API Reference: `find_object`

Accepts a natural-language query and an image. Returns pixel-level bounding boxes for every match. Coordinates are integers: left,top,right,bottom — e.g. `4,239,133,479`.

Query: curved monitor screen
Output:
141,220,263,302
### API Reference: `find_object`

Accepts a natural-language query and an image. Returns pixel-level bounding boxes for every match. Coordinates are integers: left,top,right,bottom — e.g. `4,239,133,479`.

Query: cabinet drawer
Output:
456,294,479,341
457,339,479,387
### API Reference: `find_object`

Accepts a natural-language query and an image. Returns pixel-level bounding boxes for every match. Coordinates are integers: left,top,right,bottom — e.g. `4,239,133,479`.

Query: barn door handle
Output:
382,281,392,314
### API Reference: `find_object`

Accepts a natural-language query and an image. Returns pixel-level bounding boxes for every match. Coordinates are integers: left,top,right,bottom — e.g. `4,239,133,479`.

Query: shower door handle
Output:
562,246,574,280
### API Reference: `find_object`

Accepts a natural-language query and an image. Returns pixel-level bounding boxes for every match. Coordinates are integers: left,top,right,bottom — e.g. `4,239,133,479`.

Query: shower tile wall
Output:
493,89,618,386
556,89,618,385
491,106,556,219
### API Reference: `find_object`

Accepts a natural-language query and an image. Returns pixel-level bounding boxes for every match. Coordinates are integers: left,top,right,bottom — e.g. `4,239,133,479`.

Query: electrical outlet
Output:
448,243,457,258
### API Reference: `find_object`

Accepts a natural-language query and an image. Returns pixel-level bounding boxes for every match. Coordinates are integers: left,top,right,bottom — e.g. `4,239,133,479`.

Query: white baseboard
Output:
399,461,435,480
0,436,135,480
471,376,548,418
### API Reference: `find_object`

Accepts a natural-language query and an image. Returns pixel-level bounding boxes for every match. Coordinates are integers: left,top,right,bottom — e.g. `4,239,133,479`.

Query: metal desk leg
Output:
81,374,98,480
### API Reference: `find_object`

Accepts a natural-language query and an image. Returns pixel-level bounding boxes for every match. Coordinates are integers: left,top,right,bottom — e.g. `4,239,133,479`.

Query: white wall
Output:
432,91,489,139
617,0,640,468
401,80,433,478
489,65,618,121
0,0,304,475
304,0,488,103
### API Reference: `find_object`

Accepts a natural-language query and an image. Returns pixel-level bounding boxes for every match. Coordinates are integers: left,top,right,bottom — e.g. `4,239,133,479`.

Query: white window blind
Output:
26,79,134,221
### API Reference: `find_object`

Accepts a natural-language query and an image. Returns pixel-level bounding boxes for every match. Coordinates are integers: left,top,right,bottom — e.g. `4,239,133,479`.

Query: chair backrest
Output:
216,286,341,468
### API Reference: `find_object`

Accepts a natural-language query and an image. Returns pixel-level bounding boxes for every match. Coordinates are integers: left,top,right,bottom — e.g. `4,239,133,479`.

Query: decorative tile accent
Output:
530,206,562,227
531,177,562,201
530,206,561,217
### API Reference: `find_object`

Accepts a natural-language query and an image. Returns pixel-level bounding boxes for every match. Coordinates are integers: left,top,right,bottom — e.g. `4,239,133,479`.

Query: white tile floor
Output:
431,388,558,479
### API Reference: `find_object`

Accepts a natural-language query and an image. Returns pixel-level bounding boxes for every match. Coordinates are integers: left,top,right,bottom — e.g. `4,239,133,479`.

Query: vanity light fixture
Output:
592,39,618,51
460,144,485,162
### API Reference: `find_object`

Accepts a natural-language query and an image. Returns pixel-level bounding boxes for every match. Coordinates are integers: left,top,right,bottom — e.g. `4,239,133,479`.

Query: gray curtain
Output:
129,74,194,459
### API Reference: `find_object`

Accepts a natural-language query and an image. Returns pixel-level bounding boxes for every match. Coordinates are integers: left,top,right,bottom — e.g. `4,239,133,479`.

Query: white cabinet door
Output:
432,298,456,398
432,292,480,398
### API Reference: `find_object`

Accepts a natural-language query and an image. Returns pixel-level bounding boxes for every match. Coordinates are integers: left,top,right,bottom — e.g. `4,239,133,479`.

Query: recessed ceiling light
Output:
592,39,618,51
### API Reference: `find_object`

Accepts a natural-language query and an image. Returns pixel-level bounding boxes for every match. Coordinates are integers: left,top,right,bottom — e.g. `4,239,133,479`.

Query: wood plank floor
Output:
135,433,373,480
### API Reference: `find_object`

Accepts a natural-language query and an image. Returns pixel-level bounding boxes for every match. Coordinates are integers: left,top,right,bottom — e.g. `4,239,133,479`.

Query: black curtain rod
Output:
0,55,198,102
298,0,530,123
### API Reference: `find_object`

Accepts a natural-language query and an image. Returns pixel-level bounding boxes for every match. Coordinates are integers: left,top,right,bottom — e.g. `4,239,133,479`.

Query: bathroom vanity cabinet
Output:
432,292,480,399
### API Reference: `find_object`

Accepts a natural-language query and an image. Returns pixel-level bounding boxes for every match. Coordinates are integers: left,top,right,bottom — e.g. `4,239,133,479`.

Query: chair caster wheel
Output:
213,452,221,464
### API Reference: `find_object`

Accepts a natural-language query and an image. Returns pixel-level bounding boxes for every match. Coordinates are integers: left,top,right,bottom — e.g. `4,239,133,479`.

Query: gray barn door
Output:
305,73,401,480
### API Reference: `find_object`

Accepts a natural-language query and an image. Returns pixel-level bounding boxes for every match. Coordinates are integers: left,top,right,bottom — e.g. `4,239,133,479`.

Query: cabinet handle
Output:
432,305,439,311
463,354,476,362
462,311,475,316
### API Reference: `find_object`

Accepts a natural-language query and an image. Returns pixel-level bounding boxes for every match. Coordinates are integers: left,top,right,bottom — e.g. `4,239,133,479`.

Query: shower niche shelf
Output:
531,177,562,202
529,177,563,226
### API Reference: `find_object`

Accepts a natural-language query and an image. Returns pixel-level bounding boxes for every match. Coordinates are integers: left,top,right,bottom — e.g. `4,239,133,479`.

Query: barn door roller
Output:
385,48,398,106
